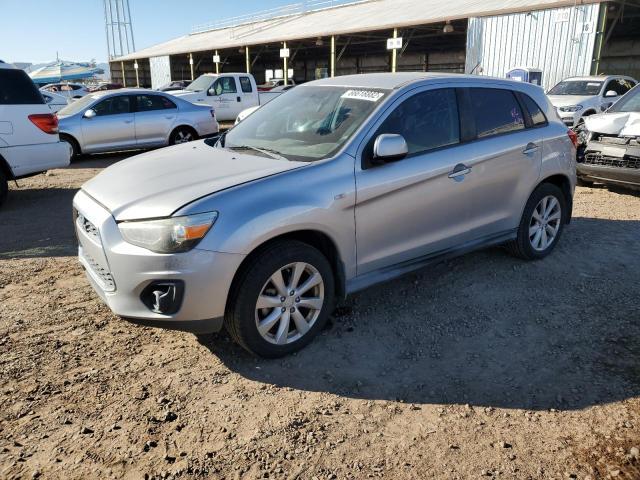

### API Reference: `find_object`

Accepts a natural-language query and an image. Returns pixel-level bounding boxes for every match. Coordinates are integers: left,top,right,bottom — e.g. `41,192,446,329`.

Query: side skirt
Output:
346,229,517,295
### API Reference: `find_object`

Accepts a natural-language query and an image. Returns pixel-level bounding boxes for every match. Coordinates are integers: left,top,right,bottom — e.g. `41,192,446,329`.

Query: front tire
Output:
507,183,567,260
225,240,335,358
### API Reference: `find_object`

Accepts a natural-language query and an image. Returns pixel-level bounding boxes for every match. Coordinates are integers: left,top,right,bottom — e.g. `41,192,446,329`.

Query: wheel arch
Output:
59,132,81,155
226,229,347,313
539,173,573,223
0,152,14,180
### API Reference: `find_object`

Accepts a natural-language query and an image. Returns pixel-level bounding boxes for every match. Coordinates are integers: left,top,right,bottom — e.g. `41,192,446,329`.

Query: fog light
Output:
140,281,184,315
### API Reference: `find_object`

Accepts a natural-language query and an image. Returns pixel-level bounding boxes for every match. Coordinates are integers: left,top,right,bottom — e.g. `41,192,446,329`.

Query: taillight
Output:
28,113,59,134
567,129,578,148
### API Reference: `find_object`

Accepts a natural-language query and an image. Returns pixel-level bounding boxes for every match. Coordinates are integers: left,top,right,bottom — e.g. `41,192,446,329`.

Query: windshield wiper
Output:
229,145,288,161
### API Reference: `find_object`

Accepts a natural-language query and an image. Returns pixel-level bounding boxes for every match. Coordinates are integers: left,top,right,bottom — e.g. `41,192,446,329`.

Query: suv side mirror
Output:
207,87,216,96
372,134,408,163
604,90,618,98
83,109,96,119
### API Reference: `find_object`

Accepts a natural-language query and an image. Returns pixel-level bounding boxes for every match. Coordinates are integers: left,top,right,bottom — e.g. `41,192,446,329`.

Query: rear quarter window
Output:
0,69,44,105
470,88,525,138
519,93,547,126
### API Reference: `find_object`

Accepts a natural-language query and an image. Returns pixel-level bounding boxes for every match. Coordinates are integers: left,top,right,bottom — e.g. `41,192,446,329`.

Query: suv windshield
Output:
608,85,640,113
548,80,603,96
186,75,215,92
221,85,389,162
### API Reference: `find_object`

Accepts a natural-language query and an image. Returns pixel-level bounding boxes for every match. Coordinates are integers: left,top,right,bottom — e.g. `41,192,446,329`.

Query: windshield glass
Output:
222,85,389,162
608,85,640,113
548,80,603,96
187,75,215,91
57,94,98,116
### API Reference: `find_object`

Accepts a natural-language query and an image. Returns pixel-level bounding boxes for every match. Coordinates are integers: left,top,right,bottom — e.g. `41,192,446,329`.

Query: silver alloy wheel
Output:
529,195,562,251
174,130,193,144
255,262,325,345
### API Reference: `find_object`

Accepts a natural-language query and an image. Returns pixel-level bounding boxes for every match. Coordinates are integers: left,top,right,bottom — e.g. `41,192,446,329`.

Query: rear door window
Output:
0,69,44,105
239,77,253,93
470,88,525,138
136,94,176,111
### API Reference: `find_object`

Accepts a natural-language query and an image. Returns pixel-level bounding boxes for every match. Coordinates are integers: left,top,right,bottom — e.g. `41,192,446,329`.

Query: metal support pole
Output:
134,61,139,87
246,46,250,73
592,2,609,74
283,42,288,86
330,35,335,77
215,50,219,74
189,53,194,80
391,28,398,73
121,61,126,87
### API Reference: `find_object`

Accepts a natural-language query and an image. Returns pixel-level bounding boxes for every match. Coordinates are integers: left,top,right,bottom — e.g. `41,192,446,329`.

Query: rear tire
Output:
0,169,7,208
507,183,567,260
169,126,198,145
225,240,335,358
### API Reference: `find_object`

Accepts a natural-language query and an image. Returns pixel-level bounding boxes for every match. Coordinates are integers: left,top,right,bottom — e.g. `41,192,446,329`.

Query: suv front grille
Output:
583,153,640,169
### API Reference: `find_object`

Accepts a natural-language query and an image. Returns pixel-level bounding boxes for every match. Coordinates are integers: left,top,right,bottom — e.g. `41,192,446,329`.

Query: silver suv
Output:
73,73,576,357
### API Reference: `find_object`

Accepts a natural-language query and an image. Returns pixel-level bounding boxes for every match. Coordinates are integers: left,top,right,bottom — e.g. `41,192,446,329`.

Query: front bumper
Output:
577,162,640,187
73,190,245,333
556,110,578,127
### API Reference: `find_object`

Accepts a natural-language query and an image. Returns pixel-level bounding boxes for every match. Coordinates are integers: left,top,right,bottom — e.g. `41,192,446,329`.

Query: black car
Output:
578,85,640,190
157,80,191,92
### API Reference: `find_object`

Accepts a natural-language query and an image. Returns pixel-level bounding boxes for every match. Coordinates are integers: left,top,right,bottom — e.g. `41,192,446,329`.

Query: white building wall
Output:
466,4,601,91
149,55,172,89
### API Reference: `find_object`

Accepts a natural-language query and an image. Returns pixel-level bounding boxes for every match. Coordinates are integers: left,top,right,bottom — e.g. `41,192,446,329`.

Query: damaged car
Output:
578,84,640,190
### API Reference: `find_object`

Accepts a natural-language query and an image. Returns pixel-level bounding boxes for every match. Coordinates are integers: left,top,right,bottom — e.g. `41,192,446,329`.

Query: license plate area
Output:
602,146,626,158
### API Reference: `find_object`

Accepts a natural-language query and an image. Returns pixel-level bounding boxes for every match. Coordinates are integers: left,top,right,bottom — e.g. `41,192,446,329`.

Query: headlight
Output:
559,105,583,112
118,211,218,253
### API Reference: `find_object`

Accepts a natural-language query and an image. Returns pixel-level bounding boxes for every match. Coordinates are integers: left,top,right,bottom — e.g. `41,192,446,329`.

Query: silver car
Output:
58,89,218,157
73,73,576,357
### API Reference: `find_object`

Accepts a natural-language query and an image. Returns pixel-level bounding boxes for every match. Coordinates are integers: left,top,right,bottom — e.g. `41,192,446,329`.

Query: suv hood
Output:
585,112,640,136
547,95,593,108
82,141,305,221
169,89,198,97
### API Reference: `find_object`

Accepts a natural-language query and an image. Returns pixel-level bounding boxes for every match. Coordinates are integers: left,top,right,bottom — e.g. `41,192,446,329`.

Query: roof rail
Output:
190,0,372,36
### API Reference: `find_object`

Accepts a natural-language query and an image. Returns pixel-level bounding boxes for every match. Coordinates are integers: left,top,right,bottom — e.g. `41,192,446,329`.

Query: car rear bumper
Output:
73,190,245,333
0,140,70,177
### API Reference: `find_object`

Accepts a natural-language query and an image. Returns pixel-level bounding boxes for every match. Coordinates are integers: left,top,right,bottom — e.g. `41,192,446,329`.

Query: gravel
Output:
0,154,639,479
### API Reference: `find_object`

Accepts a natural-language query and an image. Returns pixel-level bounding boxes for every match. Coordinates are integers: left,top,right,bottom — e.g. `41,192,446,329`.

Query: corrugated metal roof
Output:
114,0,600,61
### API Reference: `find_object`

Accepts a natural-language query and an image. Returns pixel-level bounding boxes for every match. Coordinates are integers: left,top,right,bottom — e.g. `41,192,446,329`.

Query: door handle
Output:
448,163,471,179
236,96,241,102
124,120,133,124
522,142,539,155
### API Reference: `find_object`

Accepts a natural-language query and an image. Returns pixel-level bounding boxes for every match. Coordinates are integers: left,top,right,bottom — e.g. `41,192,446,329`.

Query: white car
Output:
547,75,637,127
169,73,284,122
0,63,70,207
40,82,91,99
41,90,69,112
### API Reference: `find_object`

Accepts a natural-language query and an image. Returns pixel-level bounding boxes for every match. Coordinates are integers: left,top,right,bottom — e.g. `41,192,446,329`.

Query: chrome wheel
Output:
174,130,193,144
529,195,561,251
255,262,325,345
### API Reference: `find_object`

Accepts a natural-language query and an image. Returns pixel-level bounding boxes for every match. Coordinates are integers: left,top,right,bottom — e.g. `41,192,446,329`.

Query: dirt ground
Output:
1,155,639,480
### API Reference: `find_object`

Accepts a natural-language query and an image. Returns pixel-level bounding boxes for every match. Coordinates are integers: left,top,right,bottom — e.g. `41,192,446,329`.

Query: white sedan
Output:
41,91,69,112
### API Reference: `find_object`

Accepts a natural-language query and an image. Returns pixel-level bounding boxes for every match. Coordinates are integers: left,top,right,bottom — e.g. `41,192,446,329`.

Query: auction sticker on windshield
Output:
341,89,385,102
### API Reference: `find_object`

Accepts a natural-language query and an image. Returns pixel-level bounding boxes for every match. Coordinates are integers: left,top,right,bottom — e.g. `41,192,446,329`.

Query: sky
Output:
1,0,295,64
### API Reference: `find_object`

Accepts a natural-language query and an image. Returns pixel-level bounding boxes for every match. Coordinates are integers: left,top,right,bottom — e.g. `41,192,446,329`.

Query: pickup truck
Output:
168,73,283,122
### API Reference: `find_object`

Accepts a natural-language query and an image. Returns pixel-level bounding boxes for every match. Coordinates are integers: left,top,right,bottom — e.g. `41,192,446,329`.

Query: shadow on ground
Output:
198,217,640,411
